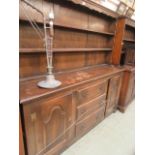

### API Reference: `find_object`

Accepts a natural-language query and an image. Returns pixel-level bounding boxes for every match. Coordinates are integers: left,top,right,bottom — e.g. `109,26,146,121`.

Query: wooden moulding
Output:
125,18,135,28
20,0,118,19
67,0,119,18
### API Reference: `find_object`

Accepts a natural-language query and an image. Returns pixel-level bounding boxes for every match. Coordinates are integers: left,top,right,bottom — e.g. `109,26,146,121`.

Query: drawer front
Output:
76,107,105,137
77,94,106,121
76,80,108,105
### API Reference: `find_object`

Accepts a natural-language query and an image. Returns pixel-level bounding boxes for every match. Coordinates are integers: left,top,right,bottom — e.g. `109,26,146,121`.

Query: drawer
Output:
76,80,108,105
76,107,105,137
77,94,106,121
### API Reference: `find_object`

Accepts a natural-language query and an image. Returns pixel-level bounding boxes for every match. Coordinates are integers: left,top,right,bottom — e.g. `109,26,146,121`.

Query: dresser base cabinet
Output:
21,74,123,155
118,66,135,112
20,65,124,155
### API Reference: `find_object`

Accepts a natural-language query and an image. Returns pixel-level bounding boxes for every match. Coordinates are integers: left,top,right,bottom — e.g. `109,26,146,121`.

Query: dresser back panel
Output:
20,52,110,78
20,25,113,78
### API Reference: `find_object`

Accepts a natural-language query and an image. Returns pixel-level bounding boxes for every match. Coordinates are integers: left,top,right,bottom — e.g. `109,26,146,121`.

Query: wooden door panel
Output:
105,74,122,116
23,94,75,155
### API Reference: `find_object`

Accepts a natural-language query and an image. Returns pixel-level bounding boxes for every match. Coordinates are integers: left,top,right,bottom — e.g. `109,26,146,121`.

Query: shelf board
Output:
20,48,113,53
20,48,44,53
20,19,115,36
54,48,113,52
54,22,115,36
123,38,135,42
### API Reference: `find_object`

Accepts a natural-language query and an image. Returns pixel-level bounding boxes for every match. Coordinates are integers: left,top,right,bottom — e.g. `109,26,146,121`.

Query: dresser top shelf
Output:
20,65,125,104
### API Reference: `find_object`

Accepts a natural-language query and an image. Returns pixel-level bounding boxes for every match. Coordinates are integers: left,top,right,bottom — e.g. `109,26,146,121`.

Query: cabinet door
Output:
23,93,75,155
127,71,135,103
105,74,122,117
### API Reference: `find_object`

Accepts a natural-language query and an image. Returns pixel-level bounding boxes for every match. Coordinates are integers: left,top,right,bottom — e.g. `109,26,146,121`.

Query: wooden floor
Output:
62,101,135,155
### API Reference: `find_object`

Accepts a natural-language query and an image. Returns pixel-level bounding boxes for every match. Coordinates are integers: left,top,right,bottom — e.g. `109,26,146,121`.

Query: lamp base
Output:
37,75,61,88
